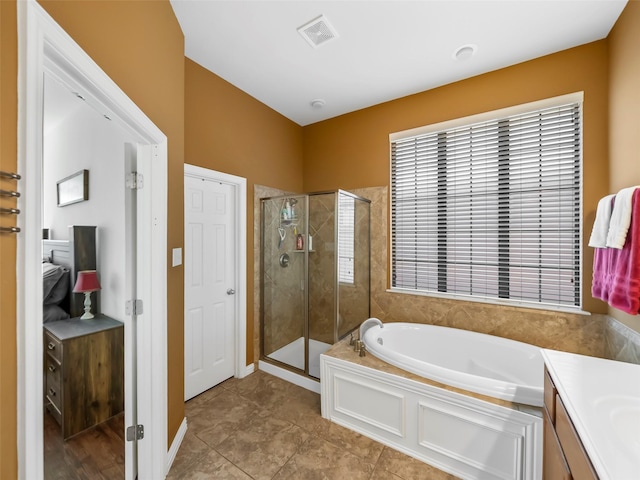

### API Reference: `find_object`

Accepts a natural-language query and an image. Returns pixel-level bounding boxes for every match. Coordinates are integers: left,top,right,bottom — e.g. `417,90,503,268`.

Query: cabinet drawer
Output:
556,395,598,480
544,368,557,423
45,354,61,386
44,331,62,363
45,379,61,412
46,400,62,426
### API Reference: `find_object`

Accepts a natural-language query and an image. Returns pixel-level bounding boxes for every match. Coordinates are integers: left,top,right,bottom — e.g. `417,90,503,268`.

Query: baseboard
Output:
166,417,187,475
241,362,255,378
258,360,321,394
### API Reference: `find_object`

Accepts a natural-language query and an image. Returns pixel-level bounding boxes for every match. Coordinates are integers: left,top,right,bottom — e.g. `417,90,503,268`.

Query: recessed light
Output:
453,44,477,61
310,99,326,109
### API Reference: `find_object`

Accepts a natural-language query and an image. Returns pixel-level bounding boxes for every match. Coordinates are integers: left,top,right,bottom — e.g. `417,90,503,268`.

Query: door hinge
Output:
125,299,143,315
126,172,144,189
126,424,144,441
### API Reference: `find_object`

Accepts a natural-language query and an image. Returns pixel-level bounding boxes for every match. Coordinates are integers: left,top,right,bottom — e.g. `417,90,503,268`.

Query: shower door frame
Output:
260,194,310,376
259,189,371,381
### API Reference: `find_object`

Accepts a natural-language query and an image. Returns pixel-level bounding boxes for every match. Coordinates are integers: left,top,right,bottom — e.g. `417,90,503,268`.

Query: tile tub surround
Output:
169,370,459,479
604,315,640,364
350,186,640,364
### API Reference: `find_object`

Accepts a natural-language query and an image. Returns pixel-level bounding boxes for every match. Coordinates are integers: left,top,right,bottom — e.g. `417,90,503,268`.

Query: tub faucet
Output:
359,317,384,341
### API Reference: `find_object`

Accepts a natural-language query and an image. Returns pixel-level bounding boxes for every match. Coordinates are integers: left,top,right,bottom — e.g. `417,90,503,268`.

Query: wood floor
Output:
44,409,125,480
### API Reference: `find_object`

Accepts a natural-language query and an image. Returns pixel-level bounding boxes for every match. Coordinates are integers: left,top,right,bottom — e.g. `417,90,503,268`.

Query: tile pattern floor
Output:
169,370,459,480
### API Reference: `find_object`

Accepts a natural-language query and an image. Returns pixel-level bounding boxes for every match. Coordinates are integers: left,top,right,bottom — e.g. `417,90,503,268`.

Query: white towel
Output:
606,187,638,249
589,194,616,248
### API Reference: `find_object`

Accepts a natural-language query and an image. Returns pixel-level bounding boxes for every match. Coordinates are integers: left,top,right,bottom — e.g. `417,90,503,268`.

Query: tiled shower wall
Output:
254,185,293,363
261,195,306,355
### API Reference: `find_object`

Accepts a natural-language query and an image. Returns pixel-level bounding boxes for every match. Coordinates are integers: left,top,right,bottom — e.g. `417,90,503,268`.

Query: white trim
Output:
243,363,256,377
258,360,321,394
166,417,188,473
17,2,168,479
321,355,542,480
389,91,584,141
184,164,248,380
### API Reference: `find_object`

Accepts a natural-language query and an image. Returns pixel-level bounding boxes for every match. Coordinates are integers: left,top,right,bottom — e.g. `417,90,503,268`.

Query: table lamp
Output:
73,270,101,319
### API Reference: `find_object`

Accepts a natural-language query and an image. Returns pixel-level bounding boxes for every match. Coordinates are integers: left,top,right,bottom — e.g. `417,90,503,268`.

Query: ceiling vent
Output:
297,15,338,48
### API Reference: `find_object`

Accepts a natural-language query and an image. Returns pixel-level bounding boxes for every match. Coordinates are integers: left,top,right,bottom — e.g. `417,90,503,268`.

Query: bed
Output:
42,225,97,322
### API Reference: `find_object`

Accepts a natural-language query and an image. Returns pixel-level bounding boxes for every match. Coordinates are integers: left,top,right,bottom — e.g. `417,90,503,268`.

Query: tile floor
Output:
168,370,459,479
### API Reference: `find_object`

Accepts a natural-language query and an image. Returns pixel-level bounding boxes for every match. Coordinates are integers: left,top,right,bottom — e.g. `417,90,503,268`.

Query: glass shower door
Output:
308,192,337,378
261,195,308,372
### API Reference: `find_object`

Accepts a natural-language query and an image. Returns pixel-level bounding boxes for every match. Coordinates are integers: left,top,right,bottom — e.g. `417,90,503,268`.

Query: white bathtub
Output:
321,320,544,480
362,321,544,407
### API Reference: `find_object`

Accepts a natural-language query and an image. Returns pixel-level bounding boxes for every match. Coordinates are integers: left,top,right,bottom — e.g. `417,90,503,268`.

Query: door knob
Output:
227,288,235,295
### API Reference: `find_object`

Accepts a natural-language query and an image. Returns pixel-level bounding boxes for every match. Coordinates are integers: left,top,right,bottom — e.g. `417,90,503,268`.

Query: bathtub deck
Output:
321,338,543,480
323,336,522,411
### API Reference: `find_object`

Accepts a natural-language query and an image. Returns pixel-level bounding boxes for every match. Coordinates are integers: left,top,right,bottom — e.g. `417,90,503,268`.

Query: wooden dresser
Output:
44,315,124,439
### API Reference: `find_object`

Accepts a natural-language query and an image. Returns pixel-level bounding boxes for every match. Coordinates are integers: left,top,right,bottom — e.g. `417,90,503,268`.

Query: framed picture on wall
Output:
57,169,89,207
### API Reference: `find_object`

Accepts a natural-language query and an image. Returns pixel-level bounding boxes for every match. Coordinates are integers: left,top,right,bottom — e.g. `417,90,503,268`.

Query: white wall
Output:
43,75,134,320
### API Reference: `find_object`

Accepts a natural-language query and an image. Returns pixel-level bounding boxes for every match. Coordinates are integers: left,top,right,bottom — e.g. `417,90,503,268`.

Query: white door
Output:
184,174,236,400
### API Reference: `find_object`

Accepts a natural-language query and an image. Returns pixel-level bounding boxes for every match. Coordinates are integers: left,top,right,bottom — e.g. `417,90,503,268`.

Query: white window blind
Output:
338,193,355,284
391,101,582,309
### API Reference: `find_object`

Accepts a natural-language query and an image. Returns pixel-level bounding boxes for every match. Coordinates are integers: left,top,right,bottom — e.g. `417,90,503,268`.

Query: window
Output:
390,95,582,310
338,192,355,284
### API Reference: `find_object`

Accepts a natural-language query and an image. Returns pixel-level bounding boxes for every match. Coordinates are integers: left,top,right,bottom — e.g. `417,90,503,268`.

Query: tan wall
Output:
184,59,304,366
1,0,19,476
303,40,610,317
608,0,640,332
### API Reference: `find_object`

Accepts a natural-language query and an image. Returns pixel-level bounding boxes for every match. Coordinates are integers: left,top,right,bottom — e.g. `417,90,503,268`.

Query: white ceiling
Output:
170,0,627,126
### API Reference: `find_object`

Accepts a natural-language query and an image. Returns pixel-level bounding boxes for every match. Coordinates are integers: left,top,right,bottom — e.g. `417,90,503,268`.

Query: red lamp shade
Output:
73,270,101,293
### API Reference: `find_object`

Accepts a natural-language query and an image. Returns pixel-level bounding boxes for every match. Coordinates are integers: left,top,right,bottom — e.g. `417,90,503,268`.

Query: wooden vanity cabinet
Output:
543,367,598,480
44,315,124,439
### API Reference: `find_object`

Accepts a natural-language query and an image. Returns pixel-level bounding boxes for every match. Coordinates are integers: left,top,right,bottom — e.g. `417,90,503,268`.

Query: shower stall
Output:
261,190,370,379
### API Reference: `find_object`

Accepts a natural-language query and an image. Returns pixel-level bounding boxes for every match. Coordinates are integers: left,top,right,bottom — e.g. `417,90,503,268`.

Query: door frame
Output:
17,2,168,479
184,164,248,381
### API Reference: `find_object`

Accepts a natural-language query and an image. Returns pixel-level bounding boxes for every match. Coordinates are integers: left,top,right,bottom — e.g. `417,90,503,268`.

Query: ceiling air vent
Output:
297,15,338,48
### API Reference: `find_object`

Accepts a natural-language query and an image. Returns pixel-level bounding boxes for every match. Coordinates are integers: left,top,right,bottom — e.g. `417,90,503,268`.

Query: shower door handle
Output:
226,288,235,295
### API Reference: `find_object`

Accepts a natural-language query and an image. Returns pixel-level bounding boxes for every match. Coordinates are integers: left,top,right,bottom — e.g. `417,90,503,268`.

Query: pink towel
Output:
592,189,640,314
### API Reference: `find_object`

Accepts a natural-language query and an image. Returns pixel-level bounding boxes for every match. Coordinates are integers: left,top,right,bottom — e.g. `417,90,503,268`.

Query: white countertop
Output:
542,349,640,480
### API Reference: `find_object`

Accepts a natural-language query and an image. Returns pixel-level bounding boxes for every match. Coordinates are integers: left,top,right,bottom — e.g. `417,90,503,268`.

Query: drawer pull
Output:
48,388,56,397
48,342,56,350
48,365,56,372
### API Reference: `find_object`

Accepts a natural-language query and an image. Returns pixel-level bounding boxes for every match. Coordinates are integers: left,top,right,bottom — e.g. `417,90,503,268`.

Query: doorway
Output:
42,73,135,478
183,164,249,401
18,3,168,479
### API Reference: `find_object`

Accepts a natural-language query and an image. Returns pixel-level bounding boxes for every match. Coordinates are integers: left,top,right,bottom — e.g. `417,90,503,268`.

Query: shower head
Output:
289,198,298,206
